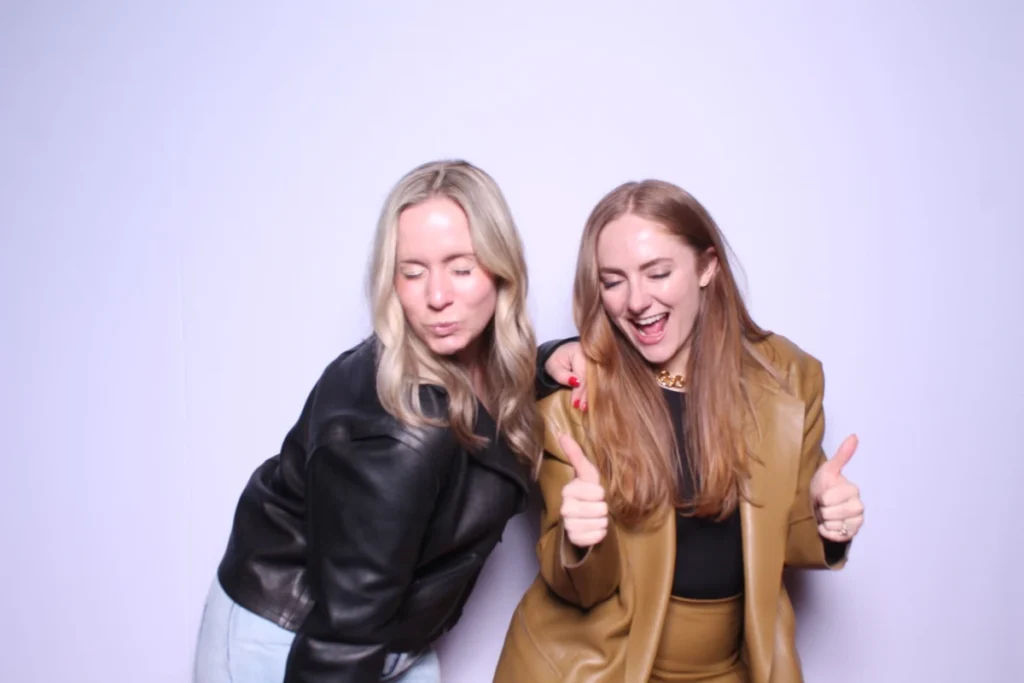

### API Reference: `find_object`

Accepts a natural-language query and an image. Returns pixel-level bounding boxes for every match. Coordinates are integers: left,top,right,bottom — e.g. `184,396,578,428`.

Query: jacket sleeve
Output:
285,428,451,683
535,336,580,399
534,398,621,608
785,358,850,569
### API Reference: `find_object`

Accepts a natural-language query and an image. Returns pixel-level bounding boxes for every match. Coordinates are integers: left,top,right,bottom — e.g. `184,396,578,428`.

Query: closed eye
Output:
601,280,622,290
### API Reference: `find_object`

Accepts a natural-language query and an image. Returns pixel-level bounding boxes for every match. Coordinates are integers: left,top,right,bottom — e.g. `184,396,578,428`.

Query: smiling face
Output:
596,212,717,376
394,196,498,364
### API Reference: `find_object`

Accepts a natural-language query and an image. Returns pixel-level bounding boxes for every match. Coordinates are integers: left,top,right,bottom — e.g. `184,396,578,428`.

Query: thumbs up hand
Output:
557,432,609,548
809,434,865,542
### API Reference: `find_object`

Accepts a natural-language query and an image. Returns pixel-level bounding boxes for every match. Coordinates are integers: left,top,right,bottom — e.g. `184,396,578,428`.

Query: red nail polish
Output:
581,401,587,412
573,398,580,409
568,376,580,388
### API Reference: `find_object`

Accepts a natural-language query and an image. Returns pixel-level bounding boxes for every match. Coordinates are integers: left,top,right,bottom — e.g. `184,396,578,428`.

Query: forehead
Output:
596,213,690,267
396,196,473,259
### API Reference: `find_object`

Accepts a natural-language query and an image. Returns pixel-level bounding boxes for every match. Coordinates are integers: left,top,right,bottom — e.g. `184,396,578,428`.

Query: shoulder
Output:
752,333,824,402
537,389,582,433
536,389,588,465
312,400,456,484
306,337,385,430
306,338,453,454
315,336,380,406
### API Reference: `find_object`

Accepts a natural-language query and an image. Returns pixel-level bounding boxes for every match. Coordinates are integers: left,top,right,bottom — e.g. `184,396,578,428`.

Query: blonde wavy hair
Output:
367,160,542,465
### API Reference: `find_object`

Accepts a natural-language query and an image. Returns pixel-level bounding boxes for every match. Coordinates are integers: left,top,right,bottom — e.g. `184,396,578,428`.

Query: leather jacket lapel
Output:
740,377,804,683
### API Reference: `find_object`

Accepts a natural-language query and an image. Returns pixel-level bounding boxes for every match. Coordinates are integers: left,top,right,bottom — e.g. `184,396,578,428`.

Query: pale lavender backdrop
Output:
2,2,1021,682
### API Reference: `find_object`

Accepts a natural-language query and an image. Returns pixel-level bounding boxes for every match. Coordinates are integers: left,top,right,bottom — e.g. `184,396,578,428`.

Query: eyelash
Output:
601,272,670,289
401,267,473,279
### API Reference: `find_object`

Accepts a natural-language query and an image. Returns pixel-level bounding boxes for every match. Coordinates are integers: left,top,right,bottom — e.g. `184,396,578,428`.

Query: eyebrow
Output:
598,257,673,275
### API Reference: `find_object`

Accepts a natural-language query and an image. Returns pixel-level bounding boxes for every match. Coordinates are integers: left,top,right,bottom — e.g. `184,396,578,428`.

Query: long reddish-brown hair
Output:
574,180,772,525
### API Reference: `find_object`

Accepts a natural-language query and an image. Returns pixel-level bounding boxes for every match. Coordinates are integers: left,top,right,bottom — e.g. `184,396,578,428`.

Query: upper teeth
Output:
636,313,667,325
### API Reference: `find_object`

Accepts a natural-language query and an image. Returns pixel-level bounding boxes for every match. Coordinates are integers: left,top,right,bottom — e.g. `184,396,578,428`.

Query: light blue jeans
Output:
193,577,441,683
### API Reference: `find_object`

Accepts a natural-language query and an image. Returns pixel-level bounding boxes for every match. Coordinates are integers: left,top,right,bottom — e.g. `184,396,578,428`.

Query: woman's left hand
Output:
808,434,865,542
545,341,587,410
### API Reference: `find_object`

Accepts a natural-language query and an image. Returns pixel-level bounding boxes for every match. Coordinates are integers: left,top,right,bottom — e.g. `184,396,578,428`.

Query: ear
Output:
698,248,719,288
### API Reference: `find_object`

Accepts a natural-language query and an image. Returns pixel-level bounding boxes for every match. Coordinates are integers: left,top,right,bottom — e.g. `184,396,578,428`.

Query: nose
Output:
626,280,652,315
427,271,454,311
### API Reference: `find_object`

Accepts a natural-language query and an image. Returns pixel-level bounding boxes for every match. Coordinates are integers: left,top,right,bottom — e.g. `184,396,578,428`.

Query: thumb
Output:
558,432,600,484
822,434,858,478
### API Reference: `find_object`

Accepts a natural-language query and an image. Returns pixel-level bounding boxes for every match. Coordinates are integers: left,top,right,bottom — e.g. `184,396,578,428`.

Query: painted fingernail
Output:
580,401,587,412
568,376,580,388
573,398,580,409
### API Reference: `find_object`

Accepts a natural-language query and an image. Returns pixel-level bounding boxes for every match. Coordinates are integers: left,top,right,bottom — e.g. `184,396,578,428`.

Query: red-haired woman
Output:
497,180,865,683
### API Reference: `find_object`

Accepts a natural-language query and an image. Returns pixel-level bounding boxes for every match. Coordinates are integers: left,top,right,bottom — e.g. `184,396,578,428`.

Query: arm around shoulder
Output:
535,336,580,399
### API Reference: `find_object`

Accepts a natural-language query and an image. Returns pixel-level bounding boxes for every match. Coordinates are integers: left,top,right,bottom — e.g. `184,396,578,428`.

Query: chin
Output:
631,339,677,367
636,349,665,366
426,335,470,358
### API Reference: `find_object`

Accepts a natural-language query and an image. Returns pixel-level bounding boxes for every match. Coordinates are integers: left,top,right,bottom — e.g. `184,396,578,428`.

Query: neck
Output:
657,344,690,379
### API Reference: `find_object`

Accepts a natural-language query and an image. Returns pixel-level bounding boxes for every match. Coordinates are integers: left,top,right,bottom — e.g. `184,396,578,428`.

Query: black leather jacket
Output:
217,337,531,683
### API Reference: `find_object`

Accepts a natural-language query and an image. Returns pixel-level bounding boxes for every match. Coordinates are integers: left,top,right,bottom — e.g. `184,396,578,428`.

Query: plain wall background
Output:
2,2,1021,681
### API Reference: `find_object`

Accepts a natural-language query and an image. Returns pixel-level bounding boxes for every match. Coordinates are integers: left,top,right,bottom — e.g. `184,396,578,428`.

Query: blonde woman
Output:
193,160,543,683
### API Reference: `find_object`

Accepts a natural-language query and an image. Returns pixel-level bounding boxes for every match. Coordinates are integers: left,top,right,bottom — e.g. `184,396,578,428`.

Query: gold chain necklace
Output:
655,369,687,389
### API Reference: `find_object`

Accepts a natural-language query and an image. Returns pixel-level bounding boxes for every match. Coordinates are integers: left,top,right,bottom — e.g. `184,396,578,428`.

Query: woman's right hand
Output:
557,433,608,548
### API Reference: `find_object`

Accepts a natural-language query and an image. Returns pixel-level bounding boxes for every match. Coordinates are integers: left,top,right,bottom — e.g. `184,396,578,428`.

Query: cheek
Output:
457,274,497,316
600,290,631,332
661,279,701,329
600,289,626,317
394,280,422,320
659,275,698,308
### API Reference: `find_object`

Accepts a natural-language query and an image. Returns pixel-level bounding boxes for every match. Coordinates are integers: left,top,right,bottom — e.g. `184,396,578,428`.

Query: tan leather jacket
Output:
494,334,849,683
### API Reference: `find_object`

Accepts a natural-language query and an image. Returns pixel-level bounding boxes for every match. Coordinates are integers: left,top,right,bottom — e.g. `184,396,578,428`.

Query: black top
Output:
217,337,530,683
664,389,745,600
